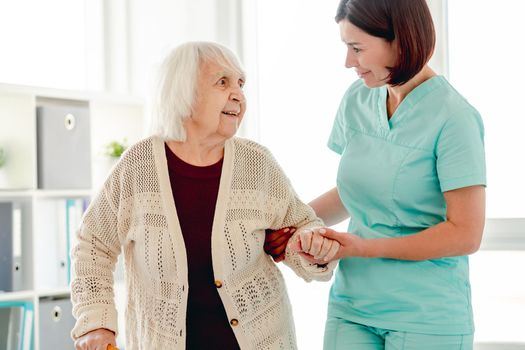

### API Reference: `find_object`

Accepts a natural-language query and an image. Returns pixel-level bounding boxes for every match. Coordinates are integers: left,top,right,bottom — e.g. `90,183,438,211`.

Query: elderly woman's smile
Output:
221,109,240,117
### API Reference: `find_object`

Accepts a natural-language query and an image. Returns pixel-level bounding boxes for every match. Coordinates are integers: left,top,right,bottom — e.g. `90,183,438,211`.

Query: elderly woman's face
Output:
339,19,398,88
189,60,246,141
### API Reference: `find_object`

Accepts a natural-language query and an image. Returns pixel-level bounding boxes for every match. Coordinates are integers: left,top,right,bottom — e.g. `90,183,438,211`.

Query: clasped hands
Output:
291,228,340,264
264,226,357,264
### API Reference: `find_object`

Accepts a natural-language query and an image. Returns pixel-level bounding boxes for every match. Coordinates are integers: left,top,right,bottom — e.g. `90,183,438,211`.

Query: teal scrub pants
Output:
323,317,473,350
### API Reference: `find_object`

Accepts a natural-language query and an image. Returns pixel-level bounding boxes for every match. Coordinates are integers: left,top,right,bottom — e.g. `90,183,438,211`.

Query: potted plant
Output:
104,139,127,159
0,146,7,187
0,147,5,168
94,139,128,189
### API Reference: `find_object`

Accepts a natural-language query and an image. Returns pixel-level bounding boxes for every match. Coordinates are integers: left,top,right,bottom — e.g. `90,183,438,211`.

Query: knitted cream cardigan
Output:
71,136,335,349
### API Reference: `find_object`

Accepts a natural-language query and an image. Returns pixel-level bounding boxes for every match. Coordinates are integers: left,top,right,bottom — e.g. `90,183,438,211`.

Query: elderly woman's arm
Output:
277,192,338,282
261,147,338,282
70,173,122,341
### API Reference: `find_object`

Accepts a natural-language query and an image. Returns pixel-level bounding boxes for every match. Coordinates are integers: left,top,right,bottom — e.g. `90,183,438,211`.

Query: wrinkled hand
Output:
264,227,296,262
74,328,116,350
309,227,365,260
290,227,340,263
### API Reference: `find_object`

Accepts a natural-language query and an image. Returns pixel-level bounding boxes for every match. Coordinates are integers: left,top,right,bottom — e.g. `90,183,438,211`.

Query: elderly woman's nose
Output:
230,89,245,102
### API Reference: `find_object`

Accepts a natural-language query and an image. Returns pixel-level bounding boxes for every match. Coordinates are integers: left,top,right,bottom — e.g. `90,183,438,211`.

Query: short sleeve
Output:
327,88,353,155
436,108,486,192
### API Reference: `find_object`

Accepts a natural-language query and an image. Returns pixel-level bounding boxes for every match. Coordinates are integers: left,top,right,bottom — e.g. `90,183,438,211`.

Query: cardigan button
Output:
214,280,223,288
230,319,239,327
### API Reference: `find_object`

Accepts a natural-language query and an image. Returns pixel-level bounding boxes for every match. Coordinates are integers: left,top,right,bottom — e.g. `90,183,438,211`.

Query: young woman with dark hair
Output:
266,0,486,348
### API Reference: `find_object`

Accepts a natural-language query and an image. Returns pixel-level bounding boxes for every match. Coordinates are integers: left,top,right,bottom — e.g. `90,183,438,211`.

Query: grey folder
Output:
0,202,23,292
36,104,92,189
0,202,13,292
38,297,76,350
0,306,24,350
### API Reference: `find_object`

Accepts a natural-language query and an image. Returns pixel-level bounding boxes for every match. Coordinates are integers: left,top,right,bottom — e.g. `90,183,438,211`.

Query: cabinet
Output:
0,83,145,349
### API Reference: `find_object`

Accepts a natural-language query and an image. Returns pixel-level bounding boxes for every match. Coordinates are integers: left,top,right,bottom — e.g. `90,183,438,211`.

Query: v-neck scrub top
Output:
327,76,486,335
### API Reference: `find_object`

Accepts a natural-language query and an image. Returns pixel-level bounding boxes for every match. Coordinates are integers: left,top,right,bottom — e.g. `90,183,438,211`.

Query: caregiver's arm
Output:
321,185,485,261
308,187,349,227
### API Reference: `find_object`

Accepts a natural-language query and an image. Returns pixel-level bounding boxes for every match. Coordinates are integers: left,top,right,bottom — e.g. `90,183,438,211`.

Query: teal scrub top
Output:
327,76,486,335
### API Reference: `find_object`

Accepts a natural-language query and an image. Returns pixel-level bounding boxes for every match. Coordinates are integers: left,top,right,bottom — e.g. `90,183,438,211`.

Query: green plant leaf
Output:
104,139,127,158
0,147,6,168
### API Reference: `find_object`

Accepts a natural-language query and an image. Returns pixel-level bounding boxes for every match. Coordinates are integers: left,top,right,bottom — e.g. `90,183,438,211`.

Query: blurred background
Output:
0,0,524,349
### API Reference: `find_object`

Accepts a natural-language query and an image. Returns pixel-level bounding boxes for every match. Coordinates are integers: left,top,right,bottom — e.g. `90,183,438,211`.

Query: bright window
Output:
0,0,103,91
448,1,525,346
448,0,525,218
470,251,525,344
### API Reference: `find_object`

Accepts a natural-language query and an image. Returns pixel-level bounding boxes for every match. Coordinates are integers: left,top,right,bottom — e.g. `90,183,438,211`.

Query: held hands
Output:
308,227,366,261
290,227,366,263
290,228,341,264
74,328,117,350
264,226,364,263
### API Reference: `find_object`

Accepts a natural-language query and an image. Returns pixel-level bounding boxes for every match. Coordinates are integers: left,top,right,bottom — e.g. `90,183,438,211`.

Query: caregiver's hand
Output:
290,228,340,263
311,227,366,260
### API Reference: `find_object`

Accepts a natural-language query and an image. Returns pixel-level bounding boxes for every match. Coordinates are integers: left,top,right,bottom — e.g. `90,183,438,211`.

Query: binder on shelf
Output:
0,202,23,293
36,103,92,189
0,301,34,350
38,296,75,350
34,198,87,289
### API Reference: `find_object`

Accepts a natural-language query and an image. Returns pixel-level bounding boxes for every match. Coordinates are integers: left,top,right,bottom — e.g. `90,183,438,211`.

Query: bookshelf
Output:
0,83,145,350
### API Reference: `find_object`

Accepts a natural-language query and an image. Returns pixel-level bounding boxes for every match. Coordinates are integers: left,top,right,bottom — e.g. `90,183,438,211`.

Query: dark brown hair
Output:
335,0,435,86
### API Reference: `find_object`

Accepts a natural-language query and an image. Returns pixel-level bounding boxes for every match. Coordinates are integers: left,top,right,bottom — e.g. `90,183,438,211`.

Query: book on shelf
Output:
0,300,34,350
0,202,23,293
34,198,88,290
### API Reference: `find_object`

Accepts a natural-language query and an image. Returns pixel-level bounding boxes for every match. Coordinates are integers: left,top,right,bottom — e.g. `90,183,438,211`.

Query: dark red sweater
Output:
165,144,240,349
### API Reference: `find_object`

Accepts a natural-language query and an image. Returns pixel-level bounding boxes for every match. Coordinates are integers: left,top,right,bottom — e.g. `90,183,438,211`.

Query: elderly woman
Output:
71,41,339,350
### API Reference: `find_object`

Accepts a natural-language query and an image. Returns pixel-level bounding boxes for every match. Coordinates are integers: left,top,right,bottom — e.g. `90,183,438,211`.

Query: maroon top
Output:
165,144,240,349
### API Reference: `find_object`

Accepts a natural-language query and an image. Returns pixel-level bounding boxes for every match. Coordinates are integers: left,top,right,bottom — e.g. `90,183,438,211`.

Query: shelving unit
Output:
0,83,145,350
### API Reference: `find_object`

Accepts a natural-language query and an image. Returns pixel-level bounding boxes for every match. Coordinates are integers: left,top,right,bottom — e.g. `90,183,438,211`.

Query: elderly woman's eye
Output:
218,78,227,86
239,80,245,89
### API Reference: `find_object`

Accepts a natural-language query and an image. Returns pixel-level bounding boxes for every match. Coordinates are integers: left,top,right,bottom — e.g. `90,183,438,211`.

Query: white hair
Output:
150,41,245,141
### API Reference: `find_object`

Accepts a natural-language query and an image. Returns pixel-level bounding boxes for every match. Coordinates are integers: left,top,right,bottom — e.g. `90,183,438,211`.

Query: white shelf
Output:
0,82,144,107
0,189,92,198
0,290,35,302
33,189,92,199
36,288,71,299
0,84,145,350
0,190,33,197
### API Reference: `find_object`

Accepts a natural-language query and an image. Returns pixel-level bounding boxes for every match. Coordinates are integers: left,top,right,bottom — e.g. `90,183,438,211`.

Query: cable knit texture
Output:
71,136,335,349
